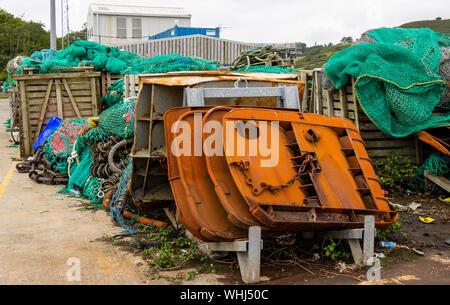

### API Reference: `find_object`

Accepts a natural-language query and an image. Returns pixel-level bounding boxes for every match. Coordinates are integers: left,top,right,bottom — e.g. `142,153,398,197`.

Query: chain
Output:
231,153,320,195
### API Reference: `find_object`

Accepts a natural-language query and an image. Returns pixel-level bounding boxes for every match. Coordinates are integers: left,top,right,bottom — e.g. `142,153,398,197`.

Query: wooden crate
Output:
13,68,102,157
100,71,122,97
306,68,420,164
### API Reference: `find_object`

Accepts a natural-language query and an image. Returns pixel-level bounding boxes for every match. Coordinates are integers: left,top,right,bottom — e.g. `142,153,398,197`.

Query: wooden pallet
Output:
13,68,102,157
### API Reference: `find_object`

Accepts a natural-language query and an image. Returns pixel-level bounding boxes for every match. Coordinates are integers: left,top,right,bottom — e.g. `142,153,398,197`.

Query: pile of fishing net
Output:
102,53,220,107
124,53,220,75
44,118,89,175
16,40,144,75
325,28,450,138
230,45,289,72
2,56,26,91
62,100,136,205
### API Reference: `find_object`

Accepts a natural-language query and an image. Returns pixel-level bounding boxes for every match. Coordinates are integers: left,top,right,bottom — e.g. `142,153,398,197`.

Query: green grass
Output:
400,19,450,33
294,43,352,70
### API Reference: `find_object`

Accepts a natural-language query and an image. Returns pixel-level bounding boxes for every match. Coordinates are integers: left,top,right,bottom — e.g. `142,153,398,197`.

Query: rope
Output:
413,154,450,190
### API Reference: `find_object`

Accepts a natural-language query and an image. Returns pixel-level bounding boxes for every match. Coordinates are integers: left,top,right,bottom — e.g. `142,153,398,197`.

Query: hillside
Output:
400,18,450,33
294,18,449,71
294,43,352,70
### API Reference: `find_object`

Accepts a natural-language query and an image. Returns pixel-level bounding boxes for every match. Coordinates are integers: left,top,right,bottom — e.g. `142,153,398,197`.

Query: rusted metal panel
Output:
222,109,397,230
167,109,247,241
203,106,270,230
162,106,397,241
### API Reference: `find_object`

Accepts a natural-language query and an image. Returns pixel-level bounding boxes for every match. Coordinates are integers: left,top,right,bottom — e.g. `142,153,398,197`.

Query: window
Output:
132,18,142,39
117,17,127,39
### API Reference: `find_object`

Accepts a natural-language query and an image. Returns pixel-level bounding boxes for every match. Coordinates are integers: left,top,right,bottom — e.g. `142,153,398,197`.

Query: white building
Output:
87,4,191,46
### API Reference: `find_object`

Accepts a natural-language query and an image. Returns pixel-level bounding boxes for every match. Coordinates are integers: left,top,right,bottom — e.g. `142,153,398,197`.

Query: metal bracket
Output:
183,86,301,110
303,216,376,266
204,226,263,284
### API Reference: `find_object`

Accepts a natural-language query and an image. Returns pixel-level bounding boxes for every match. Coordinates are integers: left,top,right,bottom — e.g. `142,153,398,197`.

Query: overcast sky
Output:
0,0,447,45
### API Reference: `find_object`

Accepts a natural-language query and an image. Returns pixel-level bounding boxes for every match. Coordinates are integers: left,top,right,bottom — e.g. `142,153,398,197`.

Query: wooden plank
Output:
35,79,53,138
29,103,94,113
361,131,399,140
326,90,334,116
29,110,94,125
25,85,51,92
27,96,94,106
62,78,82,118
364,139,415,149
339,88,349,119
351,78,360,130
359,122,381,131
333,93,355,102
314,71,323,114
68,83,92,91
300,72,309,112
425,173,450,192
13,72,101,81
366,147,417,158
142,84,156,197
19,81,31,156
54,79,64,119
90,77,98,115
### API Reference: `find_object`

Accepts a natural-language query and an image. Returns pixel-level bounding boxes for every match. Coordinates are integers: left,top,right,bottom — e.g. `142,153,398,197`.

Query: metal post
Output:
204,226,263,284
50,0,57,50
363,216,376,266
237,226,261,284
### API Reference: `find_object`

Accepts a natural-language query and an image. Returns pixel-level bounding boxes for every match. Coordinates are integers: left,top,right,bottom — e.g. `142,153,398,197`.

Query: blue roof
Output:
149,26,220,40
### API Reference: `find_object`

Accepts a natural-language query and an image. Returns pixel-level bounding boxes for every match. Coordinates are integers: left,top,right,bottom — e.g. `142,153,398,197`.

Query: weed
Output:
374,153,417,195
322,239,351,261
135,225,206,270
377,221,402,241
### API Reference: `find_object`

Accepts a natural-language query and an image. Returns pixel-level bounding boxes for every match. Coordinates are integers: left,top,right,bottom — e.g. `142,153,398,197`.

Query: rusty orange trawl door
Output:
202,106,271,230
223,108,398,231
164,107,206,240
170,109,247,242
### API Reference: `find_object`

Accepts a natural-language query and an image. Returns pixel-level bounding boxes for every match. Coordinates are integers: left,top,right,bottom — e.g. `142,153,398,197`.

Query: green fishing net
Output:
124,53,220,75
325,28,450,138
101,78,125,108
412,154,450,190
84,100,136,142
67,143,93,193
44,118,88,174
17,40,144,75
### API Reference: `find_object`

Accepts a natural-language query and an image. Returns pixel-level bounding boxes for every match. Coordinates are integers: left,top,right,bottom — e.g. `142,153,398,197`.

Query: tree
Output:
0,9,50,79
57,28,87,49
340,36,353,44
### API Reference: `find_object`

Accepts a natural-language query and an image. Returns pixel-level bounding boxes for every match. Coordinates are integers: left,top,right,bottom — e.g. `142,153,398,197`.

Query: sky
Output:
0,0,447,46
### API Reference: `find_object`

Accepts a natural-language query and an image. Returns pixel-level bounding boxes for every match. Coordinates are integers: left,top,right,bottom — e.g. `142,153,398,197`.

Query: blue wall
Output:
149,26,220,40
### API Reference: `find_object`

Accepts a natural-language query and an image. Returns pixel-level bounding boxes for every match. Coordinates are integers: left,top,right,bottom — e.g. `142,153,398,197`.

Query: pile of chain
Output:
230,45,285,71
87,136,133,199
16,143,69,185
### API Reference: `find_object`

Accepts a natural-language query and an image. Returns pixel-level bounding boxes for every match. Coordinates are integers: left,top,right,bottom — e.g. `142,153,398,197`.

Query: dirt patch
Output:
387,195,450,252
98,194,449,285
